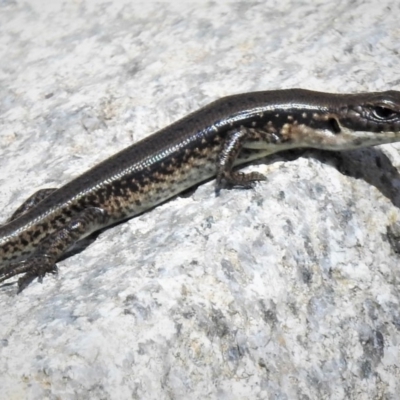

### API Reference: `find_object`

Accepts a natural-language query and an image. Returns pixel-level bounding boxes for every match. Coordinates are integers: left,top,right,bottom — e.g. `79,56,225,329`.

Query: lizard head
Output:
333,91,400,147
272,90,400,151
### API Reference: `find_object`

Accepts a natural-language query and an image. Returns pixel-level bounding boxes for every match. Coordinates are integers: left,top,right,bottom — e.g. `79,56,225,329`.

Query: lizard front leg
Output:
216,127,268,193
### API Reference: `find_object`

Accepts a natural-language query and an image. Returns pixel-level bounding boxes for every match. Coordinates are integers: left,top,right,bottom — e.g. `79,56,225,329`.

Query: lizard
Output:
1,88,400,291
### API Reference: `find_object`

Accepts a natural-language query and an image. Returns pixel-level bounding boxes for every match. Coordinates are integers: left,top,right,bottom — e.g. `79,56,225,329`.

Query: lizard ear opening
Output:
329,118,341,134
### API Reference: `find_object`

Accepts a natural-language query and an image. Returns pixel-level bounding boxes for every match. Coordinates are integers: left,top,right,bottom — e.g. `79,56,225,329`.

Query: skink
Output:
1,88,400,291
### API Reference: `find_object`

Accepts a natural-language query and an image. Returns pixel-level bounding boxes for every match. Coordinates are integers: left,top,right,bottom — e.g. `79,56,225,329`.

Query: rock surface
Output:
1,0,400,399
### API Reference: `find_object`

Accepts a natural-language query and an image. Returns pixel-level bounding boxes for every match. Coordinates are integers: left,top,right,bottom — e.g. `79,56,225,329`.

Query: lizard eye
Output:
371,105,398,120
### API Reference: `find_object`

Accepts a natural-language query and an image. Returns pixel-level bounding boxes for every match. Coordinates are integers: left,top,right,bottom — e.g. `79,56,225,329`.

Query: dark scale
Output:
1,89,400,291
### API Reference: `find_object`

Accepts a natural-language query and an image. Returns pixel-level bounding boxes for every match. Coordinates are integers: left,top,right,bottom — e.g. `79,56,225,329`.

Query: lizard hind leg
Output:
5,188,57,223
0,257,58,292
0,207,108,292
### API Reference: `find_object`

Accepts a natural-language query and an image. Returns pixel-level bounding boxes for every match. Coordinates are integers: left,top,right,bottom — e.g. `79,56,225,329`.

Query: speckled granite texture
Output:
1,0,400,399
